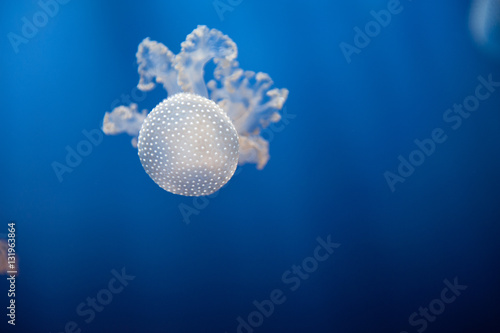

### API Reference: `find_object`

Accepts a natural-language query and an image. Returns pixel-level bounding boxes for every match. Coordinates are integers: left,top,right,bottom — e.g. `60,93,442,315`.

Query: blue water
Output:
1,0,500,332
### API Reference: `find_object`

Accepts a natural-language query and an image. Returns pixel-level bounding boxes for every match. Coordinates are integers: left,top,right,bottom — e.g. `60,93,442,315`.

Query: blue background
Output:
1,0,500,332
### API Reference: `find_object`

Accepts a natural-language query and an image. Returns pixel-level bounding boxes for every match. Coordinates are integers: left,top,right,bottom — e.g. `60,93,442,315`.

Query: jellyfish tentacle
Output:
102,103,148,148
238,135,269,170
209,61,289,134
208,58,289,169
175,25,238,98
136,38,181,96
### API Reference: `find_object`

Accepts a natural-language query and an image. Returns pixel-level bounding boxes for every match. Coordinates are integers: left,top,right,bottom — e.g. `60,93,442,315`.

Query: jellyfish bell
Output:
137,93,239,196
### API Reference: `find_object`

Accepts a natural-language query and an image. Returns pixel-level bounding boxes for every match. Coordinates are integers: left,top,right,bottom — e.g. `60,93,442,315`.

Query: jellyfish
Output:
469,0,500,56
103,25,289,196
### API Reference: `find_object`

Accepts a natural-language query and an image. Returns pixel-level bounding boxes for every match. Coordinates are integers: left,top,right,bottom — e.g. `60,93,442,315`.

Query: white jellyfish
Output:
103,25,289,196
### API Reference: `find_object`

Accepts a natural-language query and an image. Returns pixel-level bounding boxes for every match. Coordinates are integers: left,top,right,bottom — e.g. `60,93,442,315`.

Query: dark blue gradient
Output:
1,1,499,332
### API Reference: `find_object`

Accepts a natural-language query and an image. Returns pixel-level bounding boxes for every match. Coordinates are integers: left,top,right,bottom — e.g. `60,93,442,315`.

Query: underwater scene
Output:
1,0,500,332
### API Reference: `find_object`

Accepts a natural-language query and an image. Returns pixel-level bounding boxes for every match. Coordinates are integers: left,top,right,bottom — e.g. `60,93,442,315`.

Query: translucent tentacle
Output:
102,104,147,148
175,25,237,97
136,38,181,96
207,58,289,169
